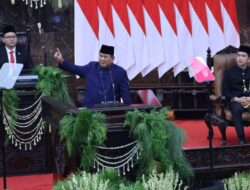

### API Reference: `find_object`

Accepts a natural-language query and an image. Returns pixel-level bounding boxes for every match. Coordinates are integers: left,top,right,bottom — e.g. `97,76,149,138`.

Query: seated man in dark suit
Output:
222,45,250,144
0,25,33,70
54,44,132,108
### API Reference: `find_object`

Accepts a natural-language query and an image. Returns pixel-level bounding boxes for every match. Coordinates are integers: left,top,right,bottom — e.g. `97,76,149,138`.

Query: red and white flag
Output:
75,0,99,65
188,0,209,77
74,0,240,80
97,0,116,58
205,0,226,56
112,0,135,70
158,0,179,78
221,0,240,48
189,0,209,62
141,0,165,77
126,0,150,80
173,0,193,76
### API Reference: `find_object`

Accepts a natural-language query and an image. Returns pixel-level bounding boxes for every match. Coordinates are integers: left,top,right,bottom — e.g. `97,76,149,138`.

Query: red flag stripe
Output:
77,0,99,39
205,0,224,32
174,0,192,34
190,0,208,33
158,0,177,35
221,0,239,33
97,0,115,36
127,0,146,35
143,0,162,35
112,0,131,35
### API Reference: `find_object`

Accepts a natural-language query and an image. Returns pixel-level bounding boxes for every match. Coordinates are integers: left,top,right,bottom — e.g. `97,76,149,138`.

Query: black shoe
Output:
239,139,247,145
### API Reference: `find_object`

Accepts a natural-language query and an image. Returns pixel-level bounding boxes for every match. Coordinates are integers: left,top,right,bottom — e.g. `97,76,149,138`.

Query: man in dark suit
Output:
0,25,33,69
222,45,250,144
54,44,132,108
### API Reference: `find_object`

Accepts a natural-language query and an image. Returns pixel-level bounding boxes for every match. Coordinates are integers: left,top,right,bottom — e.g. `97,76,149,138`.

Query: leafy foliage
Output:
2,89,19,143
53,168,188,190
59,108,107,170
33,65,73,105
2,89,19,119
2,89,19,136
53,171,110,190
124,108,193,179
224,172,250,190
142,168,188,190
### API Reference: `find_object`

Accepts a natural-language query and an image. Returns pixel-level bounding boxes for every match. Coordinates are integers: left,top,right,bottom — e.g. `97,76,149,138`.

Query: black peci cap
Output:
3,25,16,35
238,45,250,55
100,44,114,56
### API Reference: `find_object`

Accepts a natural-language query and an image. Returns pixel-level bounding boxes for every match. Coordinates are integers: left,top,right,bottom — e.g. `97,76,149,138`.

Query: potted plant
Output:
124,108,193,180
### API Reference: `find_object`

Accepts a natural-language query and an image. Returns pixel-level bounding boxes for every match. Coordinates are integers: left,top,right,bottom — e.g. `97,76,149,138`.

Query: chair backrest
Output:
213,53,237,98
0,31,30,51
212,48,250,121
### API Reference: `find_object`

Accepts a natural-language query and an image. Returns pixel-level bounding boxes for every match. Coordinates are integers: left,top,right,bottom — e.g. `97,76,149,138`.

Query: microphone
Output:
37,22,42,35
109,70,116,104
99,70,107,104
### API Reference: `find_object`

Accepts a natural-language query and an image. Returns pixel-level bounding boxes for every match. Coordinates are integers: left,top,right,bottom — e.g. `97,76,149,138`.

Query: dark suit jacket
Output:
222,65,250,102
0,45,33,70
59,61,132,108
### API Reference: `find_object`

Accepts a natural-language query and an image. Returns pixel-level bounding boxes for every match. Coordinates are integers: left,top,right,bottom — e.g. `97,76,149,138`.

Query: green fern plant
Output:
124,108,193,179
59,108,107,170
2,89,19,137
2,89,19,119
33,65,73,105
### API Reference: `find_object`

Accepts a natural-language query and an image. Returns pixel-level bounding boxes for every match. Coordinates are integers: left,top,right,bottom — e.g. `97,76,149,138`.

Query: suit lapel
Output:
16,47,22,63
2,47,9,63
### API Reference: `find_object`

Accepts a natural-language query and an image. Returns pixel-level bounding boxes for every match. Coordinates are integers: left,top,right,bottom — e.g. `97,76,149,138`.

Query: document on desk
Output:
0,63,23,89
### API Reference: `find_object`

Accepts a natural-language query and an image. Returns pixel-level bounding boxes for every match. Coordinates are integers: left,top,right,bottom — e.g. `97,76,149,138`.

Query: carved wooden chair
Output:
205,46,250,145
0,28,30,51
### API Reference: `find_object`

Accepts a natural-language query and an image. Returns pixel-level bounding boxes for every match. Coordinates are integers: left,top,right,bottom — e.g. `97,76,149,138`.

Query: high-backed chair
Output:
0,30,30,51
205,46,250,145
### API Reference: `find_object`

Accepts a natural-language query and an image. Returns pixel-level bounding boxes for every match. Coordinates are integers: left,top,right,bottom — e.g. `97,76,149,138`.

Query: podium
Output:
42,95,162,176
0,69,51,178
0,63,23,189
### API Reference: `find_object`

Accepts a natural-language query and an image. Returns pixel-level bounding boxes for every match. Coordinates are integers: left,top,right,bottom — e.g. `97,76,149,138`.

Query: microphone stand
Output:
0,89,7,189
109,70,116,104
41,29,47,66
204,48,218,187
205,80,214,181
38,23,47,66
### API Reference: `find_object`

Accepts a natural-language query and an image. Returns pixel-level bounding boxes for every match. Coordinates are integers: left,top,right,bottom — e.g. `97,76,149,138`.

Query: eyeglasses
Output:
4,35,17,39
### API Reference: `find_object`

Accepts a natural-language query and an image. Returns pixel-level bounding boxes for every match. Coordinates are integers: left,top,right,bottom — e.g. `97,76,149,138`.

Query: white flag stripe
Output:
221,2,240,48
97,8,117,60
127,7,150,80
112,6,135,70
188,3,209,76
173,4,193,77
158,7,179,77
206,4,226,56
189,3,209,62
141,6,165,77
75,1,99,66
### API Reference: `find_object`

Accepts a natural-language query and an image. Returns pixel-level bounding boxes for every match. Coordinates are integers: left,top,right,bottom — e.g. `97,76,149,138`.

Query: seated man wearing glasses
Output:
0,25,33,69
